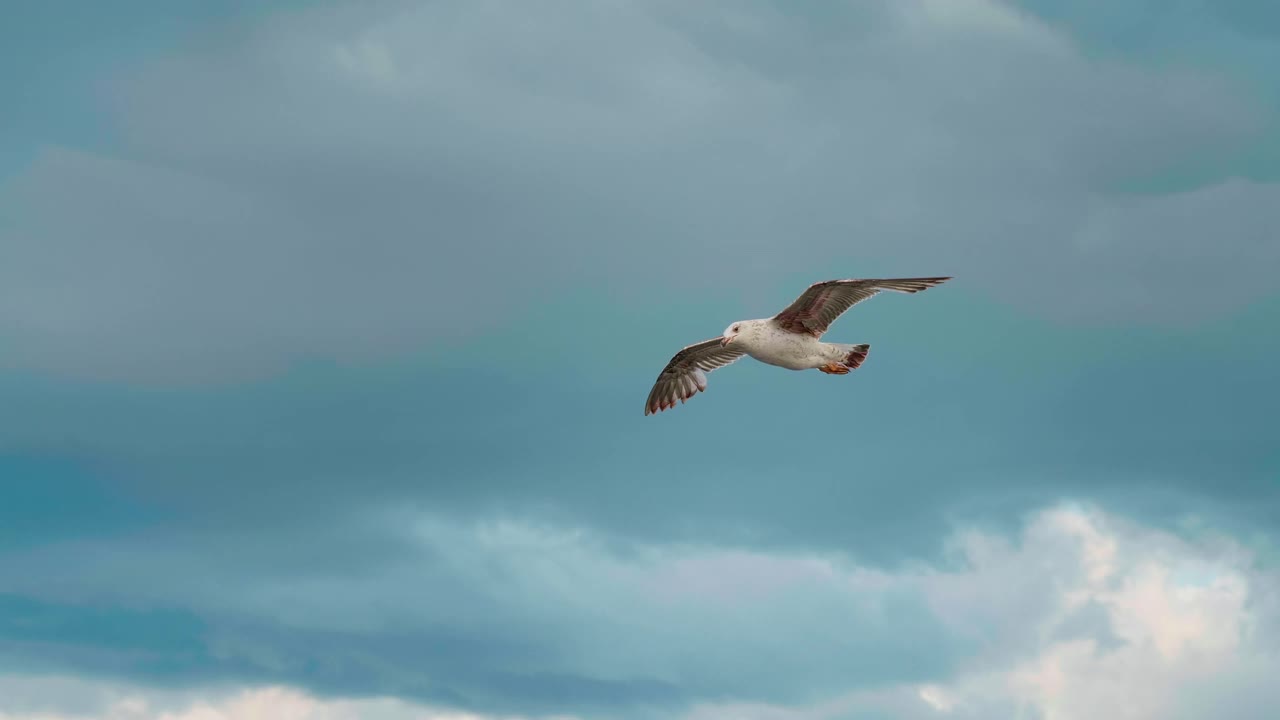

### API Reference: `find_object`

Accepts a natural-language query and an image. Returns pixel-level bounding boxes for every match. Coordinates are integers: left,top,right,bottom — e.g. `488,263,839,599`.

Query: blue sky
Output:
1,1,1278,719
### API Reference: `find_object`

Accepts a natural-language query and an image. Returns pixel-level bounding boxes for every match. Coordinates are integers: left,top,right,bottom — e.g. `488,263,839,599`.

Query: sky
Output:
1,1,1278,718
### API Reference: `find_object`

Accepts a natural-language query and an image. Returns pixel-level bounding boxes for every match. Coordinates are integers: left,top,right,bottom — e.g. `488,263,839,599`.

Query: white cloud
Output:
682,506,1280,720
0,681,545,720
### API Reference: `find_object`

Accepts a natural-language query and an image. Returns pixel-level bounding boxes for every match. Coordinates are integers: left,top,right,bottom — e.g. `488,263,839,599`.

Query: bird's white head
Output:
721,321,747,347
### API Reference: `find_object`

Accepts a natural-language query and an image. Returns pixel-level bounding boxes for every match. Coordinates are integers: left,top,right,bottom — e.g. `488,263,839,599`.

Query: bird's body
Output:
644,276,950,415
728,319,850,370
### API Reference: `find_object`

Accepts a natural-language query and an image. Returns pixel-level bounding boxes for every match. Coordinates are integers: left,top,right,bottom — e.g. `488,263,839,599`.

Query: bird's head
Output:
721,321,746,347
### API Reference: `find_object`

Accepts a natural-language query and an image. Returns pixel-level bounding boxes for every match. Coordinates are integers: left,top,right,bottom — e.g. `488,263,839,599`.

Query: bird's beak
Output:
721,336,733,347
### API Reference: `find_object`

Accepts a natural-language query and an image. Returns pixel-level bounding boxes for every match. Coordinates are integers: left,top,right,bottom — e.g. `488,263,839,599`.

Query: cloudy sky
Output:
2,1,1279,718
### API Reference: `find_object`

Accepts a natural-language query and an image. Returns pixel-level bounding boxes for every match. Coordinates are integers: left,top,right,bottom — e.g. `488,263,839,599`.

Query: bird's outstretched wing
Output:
644,337,746,415
772,277,951,337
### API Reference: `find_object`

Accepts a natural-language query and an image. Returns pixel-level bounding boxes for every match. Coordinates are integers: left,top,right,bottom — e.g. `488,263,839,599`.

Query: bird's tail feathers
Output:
839,343,870,370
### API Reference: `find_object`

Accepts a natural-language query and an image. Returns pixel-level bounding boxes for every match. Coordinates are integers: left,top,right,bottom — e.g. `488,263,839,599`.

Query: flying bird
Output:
644,277,951,415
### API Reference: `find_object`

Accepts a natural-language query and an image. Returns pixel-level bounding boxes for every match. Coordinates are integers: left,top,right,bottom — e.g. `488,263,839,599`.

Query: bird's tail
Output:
838,343,870,371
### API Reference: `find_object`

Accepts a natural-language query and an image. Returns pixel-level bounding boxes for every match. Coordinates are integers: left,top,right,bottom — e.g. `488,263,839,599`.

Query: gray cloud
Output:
1,0,1276,382
0,508,965,714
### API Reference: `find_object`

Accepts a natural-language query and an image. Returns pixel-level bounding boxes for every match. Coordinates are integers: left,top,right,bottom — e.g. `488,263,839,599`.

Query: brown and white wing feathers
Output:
772,277,951,337
644,338,746,415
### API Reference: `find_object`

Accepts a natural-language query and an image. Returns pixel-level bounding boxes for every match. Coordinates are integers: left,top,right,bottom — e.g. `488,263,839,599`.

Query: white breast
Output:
745,323,825,370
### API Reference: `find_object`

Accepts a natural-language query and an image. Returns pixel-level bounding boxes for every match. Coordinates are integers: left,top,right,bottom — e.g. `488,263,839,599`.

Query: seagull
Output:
644,277,951,415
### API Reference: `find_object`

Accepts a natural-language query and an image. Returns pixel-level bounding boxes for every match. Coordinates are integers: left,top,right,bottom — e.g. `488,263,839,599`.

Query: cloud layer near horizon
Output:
3,506,1279,719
